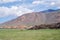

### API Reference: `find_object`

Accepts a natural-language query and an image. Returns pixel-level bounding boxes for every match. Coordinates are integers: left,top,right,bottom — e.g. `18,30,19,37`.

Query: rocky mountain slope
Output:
0,9,60,29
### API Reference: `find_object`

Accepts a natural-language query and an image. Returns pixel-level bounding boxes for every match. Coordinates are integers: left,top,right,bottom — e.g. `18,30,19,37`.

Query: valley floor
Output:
0,29,60,40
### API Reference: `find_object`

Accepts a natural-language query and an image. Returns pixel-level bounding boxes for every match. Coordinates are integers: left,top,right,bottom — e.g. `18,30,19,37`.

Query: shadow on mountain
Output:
27,22,60,30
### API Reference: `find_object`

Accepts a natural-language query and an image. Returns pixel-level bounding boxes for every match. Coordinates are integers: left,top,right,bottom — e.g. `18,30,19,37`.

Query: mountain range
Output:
0,9,60,29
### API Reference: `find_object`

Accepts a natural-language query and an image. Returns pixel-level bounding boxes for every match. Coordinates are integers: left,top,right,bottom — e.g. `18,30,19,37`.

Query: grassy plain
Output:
0,29,60,40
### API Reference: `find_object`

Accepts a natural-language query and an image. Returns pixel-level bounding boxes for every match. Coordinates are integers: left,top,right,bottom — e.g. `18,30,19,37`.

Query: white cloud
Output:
0,0,60,18
0,7,10,17
0,0,21,3
32,0,45,5
0,6,34,18
50,2,55,6
14,6,34,16
32,0,60,10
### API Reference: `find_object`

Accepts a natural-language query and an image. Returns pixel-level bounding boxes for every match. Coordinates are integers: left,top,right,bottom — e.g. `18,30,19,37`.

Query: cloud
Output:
32,0,60,9
0,0,60,18
0,7,10,17
14,6,34,16
50,2,55,6
32,0,45,5
0,6,34,18
0,0,21,3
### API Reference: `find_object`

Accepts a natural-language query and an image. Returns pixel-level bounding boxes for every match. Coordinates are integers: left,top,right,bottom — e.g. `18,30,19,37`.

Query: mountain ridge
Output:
0,9,60,29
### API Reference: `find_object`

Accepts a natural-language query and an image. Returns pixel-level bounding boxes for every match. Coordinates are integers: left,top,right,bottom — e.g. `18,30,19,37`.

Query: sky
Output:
0,0,60,23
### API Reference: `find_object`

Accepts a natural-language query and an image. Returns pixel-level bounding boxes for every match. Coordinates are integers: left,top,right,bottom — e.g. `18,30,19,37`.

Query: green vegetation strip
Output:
0,29,60,40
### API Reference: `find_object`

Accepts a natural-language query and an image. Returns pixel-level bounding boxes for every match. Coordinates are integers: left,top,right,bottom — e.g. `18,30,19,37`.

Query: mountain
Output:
42,9,60,13
0,9,60,29
45,9,60,24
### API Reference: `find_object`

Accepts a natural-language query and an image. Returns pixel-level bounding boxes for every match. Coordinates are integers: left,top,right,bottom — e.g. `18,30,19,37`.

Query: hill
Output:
0,9,60,29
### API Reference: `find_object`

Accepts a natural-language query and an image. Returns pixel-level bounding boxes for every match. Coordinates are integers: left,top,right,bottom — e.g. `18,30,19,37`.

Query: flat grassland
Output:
0,29,60,40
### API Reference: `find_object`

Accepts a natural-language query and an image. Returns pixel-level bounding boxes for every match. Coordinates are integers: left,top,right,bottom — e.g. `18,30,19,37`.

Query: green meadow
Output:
0,29,60,40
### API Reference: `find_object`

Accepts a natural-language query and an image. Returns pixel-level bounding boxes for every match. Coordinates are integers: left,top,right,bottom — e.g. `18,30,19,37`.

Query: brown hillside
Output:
0,9,60,29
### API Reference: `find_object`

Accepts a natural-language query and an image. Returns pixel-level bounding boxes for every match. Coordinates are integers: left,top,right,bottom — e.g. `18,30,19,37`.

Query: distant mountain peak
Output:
42,9,60,13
